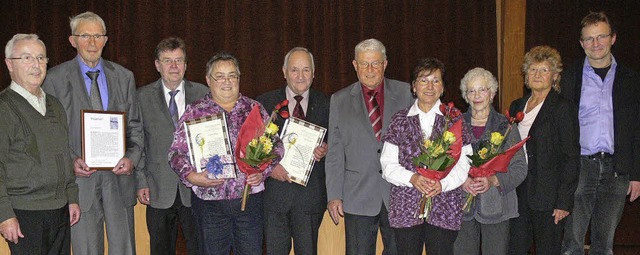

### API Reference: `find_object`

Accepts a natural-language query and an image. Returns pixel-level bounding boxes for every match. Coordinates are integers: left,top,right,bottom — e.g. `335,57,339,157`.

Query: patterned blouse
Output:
382,103,467,230
168,93,283,200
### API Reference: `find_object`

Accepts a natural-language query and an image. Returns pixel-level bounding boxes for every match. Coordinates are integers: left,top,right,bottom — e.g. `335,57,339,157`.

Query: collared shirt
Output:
77,56,109,110
162,80,186,118
10,81,46,116
579,56,616,155
380,99,472,192
361,80,385,120
285,86,310,115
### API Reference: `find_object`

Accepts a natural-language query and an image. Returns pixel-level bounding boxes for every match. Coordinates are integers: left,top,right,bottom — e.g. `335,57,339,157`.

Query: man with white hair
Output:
0,33,80,254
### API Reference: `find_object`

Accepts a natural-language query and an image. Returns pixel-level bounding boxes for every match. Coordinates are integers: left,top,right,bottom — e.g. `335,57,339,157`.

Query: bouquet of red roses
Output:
236,100,289,210
463,111,528,212
412,102,462,219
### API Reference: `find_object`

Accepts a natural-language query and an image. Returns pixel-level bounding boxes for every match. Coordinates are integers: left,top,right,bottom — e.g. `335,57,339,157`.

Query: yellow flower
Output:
478,147,489,159
431,144,445,157
249,138,258,147
423,139,432,149
262,139,273,154
265,122,279,136
490,132,504,146
259,135,269,144
443,131,456,144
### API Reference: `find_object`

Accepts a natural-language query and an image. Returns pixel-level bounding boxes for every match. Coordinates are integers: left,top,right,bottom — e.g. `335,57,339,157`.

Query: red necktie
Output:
367,90,382,140
293,95,305,119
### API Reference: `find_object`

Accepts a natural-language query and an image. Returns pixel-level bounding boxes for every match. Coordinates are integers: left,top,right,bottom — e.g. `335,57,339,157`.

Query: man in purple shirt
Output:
560,12,640,255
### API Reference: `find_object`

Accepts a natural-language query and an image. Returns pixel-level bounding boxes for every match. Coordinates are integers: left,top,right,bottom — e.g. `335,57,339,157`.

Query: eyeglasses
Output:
210,73,239,83
159,58,185,65
527,67,552,75
73,34,107,41
415,76,441,86
581,34,611,45
7,55,49,64
356,61,383,70
466,87,490,95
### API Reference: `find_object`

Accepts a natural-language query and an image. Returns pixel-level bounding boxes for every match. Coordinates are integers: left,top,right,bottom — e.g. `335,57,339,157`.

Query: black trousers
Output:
394,222,458,255
264,209,323,255
344,204,397,255
509,206,564,255
8,205,70,255
146,190,199,255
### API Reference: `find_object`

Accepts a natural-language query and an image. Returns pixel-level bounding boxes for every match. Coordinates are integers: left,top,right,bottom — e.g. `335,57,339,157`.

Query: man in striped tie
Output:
325,39,413,255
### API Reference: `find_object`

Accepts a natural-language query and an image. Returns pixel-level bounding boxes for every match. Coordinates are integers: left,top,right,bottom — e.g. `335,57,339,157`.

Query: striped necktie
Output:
367,90,382,140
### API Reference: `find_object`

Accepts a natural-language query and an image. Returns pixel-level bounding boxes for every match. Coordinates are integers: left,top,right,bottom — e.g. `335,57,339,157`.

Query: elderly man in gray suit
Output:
42,12,143,255
135,37,207,255
325,38,413,255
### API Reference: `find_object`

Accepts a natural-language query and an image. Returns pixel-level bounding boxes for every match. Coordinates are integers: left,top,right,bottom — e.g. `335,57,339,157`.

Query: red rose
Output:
515,112,524,123
279,110,290,119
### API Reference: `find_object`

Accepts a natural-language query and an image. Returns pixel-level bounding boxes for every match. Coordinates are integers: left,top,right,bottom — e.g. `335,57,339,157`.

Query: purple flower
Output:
206,155,224,177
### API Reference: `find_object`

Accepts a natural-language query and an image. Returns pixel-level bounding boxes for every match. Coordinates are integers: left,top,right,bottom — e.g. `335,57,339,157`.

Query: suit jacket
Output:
509,91,580,212
42,58,144,211
326,78,413,216
257,87,330,214
134,79,209,209
560,60,640,181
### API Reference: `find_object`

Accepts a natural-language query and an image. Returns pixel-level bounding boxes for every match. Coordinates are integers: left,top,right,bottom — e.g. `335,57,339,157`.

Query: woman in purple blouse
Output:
168,52,283,255
380,58,472,255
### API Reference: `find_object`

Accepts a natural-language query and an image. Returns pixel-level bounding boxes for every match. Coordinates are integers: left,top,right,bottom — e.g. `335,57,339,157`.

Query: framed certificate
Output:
279,117,327,186
81,110,126,170
184,113,236,179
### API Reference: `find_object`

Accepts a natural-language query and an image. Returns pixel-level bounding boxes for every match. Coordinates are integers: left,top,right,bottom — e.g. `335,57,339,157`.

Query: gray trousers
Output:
453,219,510,255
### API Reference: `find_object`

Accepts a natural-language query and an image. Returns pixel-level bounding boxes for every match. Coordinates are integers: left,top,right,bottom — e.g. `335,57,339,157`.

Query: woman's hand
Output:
186,171,225,187
246,173,264,186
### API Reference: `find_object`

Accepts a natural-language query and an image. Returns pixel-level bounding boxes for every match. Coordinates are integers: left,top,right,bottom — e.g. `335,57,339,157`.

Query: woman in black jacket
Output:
507,45,580,255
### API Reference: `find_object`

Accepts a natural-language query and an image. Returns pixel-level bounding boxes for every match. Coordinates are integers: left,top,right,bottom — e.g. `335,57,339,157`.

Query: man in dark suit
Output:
42,11,143,255
560,12,640,255
325,39,413,255
256,47,330,255
135,37,208,255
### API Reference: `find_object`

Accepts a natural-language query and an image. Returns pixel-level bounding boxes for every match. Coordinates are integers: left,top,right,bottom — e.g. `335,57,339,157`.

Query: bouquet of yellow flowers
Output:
236,100,289,210
463,111,528,212
413,102,463,219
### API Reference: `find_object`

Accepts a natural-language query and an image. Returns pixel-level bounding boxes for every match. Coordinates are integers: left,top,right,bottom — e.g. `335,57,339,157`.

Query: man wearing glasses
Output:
325,38,412,254
560,11,640,255
0,33,80,254
135,37,207,255
43,11,143,255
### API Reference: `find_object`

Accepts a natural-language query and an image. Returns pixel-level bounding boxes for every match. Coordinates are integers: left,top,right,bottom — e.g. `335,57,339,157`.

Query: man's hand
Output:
327,199,344,225
112,157,134,175
553,209,570,225
186,171,225,187
270,164,291,182
137,188,150,205
69,203,81,226
313,142,328,161
74,157,96,177
0,218,23,244
628,181,640,202
246,173,264,186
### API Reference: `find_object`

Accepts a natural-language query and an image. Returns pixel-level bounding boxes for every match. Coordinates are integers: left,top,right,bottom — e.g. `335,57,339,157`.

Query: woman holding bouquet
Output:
507,46,580,255
380,58,472,255
168,52,283,255
452,68,528,255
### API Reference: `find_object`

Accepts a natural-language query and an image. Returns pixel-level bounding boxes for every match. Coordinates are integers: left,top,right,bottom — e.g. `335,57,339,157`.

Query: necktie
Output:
86,71,103,110
293,95,305,119
367,90,382,140
168,90,180,127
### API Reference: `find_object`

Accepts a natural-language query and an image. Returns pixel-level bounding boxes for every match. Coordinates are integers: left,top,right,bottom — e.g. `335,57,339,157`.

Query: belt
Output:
584,152,613,160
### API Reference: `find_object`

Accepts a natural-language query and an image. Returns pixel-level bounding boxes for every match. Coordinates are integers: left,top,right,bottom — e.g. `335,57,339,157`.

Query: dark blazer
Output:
325,78,413,216
42,58,144,211
560,60,640,181
509,91,580,212
257,87,330,214
135,79,209,209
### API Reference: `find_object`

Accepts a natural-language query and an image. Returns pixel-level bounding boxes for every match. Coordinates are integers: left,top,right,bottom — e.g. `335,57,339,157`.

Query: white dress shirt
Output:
10,81,47,116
